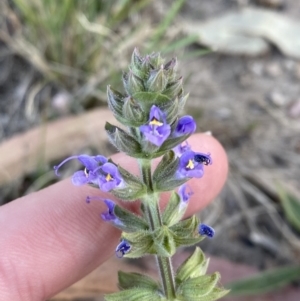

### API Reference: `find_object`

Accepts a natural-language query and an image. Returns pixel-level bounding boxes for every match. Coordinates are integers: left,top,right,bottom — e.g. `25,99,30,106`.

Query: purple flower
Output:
177,150,204,178
101,199,117,221
178,184,193,211
116,239,131,258
98,163,123,192
54,155,108,186
139,105,171,146
54,155,123,192
86,196,123,226
178,184,193,203
198,224,215,238
194,152,212,165
101,199,123,227
174,116,196,137
173,141,191,157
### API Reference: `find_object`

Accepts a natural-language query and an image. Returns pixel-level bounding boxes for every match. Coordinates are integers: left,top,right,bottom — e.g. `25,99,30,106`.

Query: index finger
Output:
0,133,228,301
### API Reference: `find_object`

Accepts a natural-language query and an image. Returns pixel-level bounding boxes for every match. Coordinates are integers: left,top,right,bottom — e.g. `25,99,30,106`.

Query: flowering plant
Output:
55,49,228,301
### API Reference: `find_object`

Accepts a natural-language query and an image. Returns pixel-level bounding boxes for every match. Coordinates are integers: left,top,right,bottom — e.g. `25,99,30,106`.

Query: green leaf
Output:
153,151,179,185
200,287,230,301
105,287,162,301
278,185,300,232
153,226,176,257
170,215,203,247
122,97,147,126
114,205,148,232
107,86,127,124
158,134,191,153
105,122,142,156
170,215,199,237
146,67,168,93
132,91,171,110
122,230,154,258
118,271,159,291
227,265,300,296
153,150,189,192
111,164,146,201
156,178,189,193
176,247,209,284
162,191,184,226
178,273,221,300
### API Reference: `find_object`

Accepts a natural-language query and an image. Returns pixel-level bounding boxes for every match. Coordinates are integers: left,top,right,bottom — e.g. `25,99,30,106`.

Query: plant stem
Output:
139,159,176,300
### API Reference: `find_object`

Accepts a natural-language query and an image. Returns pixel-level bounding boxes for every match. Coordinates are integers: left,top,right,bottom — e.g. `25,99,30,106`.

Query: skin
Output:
0,133,228,301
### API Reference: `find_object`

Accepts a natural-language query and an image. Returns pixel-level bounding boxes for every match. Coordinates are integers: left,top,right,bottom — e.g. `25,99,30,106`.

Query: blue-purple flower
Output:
54,154,107,185
101,199,123,227
174,116,196,137
177,150,213,178
178,184,193,203
116,239,131,258
173,141,191,157
199,224,215,238
86,196,122,226
98,163,123,192
54,155,123,192
177,150,204,178
139,105,171,146
178,184,193,211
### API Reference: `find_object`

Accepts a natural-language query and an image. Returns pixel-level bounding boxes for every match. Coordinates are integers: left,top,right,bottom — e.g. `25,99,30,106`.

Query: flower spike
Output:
54,49,226,301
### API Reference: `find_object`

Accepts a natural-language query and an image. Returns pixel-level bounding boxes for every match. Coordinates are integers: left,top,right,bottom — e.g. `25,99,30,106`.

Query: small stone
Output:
265,62,282,78
294,63,300,79
52,92,71,114
283,59,296,72
288,99,300,118
268,91,289,107
215,107,232,120
248,61,264,76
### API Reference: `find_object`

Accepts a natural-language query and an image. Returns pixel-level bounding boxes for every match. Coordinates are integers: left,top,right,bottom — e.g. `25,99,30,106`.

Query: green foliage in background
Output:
278,185,300,233
1,0,196,104
227,265,300,296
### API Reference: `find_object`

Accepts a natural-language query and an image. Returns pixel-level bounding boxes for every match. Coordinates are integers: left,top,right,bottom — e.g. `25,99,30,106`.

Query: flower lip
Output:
98,163,123,192
139,105,171,146
116,239,131,258
194,153,212,165
199,224,215,238
178,150,204,178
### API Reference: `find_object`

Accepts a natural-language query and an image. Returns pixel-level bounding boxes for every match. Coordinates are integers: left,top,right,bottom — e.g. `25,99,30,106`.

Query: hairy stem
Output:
139,159,176,300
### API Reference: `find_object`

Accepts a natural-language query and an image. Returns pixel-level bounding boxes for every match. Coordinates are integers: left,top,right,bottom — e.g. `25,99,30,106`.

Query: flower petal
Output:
72,171,89,186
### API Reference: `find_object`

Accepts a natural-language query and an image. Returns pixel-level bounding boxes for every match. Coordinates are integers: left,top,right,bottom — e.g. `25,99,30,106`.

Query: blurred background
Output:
0,0,300,300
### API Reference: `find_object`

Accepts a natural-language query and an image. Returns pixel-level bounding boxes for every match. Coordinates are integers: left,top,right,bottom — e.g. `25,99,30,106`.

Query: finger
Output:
0,133,228,301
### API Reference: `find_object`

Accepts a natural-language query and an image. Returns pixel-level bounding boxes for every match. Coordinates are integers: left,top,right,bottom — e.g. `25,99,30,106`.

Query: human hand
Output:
0,133,228,301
